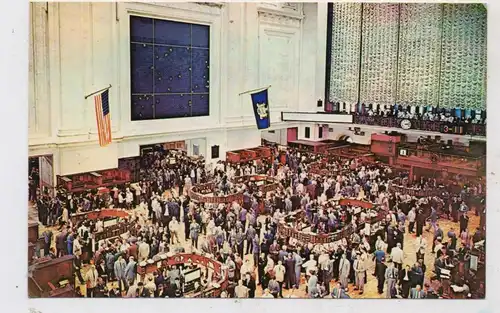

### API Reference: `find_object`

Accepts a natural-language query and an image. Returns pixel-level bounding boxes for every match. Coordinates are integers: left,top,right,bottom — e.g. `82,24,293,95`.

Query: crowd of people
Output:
30,144,486,299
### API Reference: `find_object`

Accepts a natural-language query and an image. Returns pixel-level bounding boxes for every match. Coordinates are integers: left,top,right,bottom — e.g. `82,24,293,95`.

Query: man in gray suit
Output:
384,260,398,299
293,251,303,289
354,253,366,294
338,254,351,290
124,256,137,288
114,255,128,292
410,284,426,299
245,225,257,255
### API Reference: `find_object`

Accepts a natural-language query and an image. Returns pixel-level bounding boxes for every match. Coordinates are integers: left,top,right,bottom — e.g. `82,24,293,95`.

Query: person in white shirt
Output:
415,235,427,262
152,198,162,222
184,176,192,195
73,234,82,257
407,207,416,234
169,217,180,244
143,276,156,296
95,219,104,233
302,254,318,277
264,255,275,275
375,236,385,251
84,264,99,298
260,288,274,298
125,188,134,209
118,192,125,209
134,185,141,206
354,253,367,294
234,280,249,298
273,260,286,298
240,258,254,278
138,240,150,263
390,242,404,271
190,168,196,184
120,241,130,254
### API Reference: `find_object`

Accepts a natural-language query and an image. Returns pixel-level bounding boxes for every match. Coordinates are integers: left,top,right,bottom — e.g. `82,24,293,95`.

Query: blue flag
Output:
250,89,271,130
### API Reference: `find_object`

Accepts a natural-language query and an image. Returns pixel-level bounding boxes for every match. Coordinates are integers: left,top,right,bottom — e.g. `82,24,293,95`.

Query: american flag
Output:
94,89,112,147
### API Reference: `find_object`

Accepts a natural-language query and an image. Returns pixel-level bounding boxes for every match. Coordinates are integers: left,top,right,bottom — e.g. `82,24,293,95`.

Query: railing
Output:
353,115,486,137
277,199,386,245
388,178,446,197
231,175,280,193
137,252,228,298
189,182,244,204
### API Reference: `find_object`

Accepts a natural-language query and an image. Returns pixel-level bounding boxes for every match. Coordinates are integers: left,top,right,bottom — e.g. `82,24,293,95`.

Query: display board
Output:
326,3,487,110
359,3,399,105
327,3,362,104
397,3,442,107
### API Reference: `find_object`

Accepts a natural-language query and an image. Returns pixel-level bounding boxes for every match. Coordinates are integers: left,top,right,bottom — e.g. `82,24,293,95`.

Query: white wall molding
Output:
149,2,223,16
257,11,303,28
257,3,304,20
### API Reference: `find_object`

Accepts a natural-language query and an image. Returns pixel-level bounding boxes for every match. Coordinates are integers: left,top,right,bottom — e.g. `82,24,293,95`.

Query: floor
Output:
29,190,480,299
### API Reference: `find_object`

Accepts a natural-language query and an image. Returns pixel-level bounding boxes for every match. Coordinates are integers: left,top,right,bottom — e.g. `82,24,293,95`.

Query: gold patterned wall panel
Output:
359,3,399,105
328,3,362,104
439,4,487,110
397,4,442,107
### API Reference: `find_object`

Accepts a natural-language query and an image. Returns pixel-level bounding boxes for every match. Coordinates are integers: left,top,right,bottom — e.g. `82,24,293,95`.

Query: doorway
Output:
287,127,298,143
28,155,54,201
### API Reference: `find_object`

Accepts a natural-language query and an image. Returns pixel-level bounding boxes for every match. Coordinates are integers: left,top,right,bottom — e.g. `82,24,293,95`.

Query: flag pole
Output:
85,84,112,99
238,85,271,96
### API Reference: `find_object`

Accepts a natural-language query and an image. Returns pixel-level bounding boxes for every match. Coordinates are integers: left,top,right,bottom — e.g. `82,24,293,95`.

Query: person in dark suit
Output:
55,230,67,257
459,213,469,233
137,282,151,298
434,254,446,279
284,253,296,289
416,209,425,237
399,264,412,298
96,259,108,283
243,273,256,298
255,253,265,287
376,258,387,294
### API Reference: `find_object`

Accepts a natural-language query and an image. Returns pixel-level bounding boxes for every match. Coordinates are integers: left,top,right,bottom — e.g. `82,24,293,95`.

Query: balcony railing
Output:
352,115,486,137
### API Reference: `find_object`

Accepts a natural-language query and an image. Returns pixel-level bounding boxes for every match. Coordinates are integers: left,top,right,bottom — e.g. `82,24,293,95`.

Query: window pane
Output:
153,46,188,94
192,48,209,93
154,19,191,46
154,45,191,94
192,24,210,48
131,95,154,120
155,94,191,118
192,94,210,116
130,43,154,93
130,16,154,43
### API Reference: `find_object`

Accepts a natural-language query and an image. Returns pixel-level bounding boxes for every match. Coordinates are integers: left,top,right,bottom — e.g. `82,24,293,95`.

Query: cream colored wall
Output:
28,2,327,175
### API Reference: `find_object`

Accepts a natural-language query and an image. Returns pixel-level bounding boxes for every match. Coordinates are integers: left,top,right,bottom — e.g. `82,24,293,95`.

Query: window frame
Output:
117,2,223,137
129,15,211,121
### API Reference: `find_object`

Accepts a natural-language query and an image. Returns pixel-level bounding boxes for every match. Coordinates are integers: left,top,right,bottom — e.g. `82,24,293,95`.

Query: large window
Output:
130,16,210,121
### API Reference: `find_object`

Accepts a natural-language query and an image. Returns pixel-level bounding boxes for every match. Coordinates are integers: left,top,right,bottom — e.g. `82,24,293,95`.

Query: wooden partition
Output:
70,208,130,225
277,199,384,245
57,169,131,193
29,255,75,298
137,253,228,298
188,182,244,204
